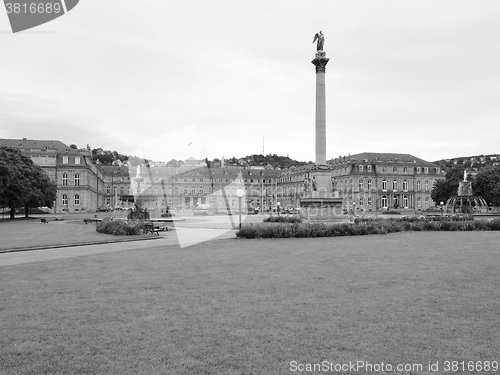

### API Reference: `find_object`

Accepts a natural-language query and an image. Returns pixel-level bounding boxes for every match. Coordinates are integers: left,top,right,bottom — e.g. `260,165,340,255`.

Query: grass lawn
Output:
1,232,499,374
0,219,155,251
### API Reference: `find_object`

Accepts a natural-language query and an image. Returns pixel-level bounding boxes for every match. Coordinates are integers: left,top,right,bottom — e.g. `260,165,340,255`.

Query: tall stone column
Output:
312,51,329,165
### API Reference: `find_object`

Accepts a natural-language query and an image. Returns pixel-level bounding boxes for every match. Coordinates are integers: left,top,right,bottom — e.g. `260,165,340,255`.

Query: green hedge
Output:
263,216,303,223
96,218,145,236
236,218,500,239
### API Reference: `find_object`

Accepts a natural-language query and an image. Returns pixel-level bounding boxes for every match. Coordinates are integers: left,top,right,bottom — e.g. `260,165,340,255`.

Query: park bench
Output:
144,223,161,236
83,218,102,224
40,218,48,224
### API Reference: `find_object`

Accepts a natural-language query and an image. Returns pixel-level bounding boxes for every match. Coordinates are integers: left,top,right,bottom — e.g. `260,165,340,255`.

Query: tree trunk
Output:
24,206,30,218
10,207,15,219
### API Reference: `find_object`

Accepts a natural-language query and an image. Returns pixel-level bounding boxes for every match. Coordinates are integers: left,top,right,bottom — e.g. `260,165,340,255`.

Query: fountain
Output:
446,170,488,214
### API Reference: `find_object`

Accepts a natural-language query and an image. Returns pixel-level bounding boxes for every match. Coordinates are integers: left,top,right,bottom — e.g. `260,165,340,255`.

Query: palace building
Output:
0,138,105,213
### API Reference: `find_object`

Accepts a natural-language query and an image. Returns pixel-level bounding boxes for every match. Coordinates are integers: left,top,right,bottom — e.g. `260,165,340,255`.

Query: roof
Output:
0,138,71,152
329,152,438,167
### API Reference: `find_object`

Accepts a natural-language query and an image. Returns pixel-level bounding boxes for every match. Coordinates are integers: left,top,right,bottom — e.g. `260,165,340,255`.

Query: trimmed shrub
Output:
236,216,500,239
263,216,303,224
96,218,144,236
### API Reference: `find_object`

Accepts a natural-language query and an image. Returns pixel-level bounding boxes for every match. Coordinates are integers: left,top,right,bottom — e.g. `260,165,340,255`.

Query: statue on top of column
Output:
313,31,324,51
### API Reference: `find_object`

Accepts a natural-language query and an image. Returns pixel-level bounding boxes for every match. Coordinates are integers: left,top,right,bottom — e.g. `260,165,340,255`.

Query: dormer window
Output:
62,156,69,164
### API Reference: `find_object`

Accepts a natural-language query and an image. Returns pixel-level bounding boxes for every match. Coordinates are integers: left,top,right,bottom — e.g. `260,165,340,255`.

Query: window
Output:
417,196,421,208
382,166,387,173
425,180,429,191
359,196,364,206
199,187,204,194
74,194,80,205
403,195,408,208
382,195,388,209
183,187,188,194
113,187,117,195
425,197,429,208
62,156,69,164
424,167,429,174
192,177,196,182
393,166,397,173
62,173,68,186
74,174,80,186
367,179,372,190
358,165,363,172
403,180,408,191
62,194,68,206
120,187,124,195
403,166,408,173
382,179,387,191
367,197,372,207
436,168,440,174
417,180,422,191
416,167,421,173
106,186,110,194
191,187,196,195
392,179,398,191
75,157,81,165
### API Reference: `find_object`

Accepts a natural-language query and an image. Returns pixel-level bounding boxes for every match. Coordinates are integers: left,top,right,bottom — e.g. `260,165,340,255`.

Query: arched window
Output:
416,180,422,191
403,180,408,191
382,179,387,191
392,179,398,191
381,195,388,208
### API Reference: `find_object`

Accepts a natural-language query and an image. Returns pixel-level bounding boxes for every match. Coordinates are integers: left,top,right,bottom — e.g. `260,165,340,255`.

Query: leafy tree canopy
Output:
0,147,57,218
473,166,500,206
430,166,466,204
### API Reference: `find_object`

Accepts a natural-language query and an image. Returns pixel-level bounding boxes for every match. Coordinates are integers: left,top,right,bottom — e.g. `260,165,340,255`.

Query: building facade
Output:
0,138,105,213
329,153,444,212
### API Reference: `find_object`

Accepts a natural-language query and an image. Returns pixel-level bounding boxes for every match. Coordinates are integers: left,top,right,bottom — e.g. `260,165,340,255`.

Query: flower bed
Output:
236,217,500,239
96,217,145,236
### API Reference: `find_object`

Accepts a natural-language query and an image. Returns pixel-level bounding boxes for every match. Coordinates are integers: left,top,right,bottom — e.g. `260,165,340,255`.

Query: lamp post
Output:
235,188,245,229
277,201,281,217
440,201,444,217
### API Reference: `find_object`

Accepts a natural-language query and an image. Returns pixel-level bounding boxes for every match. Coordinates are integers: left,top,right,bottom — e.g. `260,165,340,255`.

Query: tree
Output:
430,166,465,204
0,147,57,219
473,166,500,207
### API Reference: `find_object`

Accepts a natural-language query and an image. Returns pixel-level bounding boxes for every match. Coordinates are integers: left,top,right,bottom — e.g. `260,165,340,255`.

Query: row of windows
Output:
349,165,438,174
62,156,81,165
62,173,80,186
350,195,430,209
61,194,80,206
337,179,431,192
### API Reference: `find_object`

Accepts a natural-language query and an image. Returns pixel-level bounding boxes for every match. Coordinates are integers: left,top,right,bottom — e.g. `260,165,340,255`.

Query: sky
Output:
1,0,499,164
